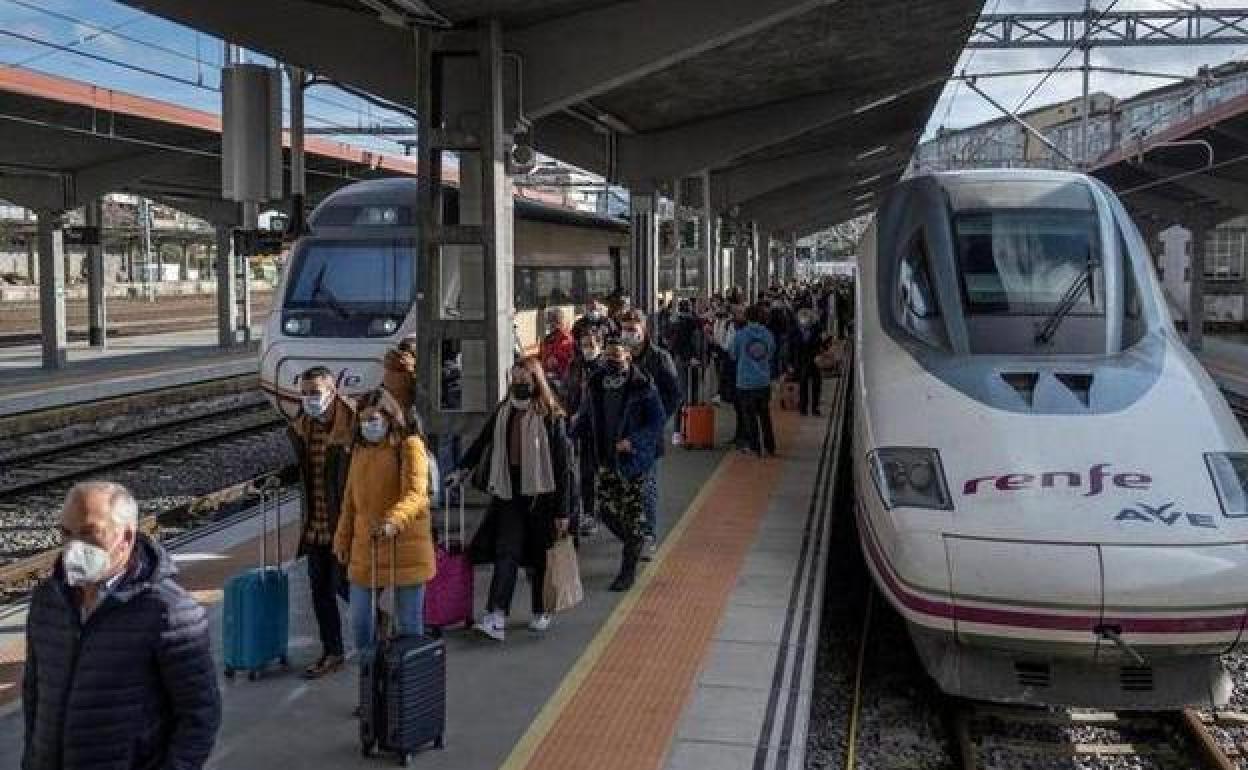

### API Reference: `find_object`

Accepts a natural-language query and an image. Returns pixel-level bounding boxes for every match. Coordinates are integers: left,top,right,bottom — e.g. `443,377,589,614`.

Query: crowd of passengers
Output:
19,278,852,770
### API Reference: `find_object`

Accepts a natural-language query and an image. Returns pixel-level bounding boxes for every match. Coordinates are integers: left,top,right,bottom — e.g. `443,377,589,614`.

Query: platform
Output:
1196,334,1248,398
0,327,261,417
0,384,844,770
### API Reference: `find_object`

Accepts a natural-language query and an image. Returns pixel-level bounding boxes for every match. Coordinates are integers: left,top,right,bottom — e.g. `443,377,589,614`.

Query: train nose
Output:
261,351,387,418
945,537,1248,656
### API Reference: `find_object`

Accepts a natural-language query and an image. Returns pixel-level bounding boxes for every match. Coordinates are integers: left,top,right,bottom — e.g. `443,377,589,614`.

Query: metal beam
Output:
116,0,419,105
75,150,198,204
968,10,1248,49
615,80,943,185
510,0,832,120
37,209,67,369
0,175,68,211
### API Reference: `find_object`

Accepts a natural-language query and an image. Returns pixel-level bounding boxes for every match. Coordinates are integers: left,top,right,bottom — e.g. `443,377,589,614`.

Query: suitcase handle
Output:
369,534,400,644
442,490,465,549
250,474,283,570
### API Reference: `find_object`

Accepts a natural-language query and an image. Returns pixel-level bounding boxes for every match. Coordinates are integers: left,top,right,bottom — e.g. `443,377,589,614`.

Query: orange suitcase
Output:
682,404,715,449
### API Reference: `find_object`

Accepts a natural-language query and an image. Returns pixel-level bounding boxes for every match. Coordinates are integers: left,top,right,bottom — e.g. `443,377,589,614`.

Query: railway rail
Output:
0,402,285,497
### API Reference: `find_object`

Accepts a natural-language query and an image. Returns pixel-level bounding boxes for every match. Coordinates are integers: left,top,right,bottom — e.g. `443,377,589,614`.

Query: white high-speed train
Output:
855,169,1248,708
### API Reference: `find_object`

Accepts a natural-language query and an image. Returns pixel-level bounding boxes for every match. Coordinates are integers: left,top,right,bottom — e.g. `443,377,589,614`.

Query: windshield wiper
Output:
310,264,352,320
1034,258,1099,347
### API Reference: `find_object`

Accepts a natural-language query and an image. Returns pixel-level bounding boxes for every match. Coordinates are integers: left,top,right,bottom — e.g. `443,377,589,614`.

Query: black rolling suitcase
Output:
359,536,446,766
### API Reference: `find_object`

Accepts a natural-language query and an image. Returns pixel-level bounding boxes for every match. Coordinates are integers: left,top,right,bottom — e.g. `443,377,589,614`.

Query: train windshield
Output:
954,209,1102,316
283,239,416,336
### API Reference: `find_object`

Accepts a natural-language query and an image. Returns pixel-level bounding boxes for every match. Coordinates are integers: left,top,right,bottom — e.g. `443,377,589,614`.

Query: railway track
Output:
0,403,285,497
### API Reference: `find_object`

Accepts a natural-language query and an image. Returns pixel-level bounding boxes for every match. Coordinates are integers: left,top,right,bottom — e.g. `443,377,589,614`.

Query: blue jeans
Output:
349,582,426,655
642,468,659,538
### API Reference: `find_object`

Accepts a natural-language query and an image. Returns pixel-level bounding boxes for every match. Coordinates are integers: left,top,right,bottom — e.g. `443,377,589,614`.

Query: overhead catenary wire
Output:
0,1,412,135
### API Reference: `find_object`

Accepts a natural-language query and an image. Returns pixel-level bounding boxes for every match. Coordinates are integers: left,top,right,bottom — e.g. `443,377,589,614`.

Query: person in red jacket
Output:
540,307,575,398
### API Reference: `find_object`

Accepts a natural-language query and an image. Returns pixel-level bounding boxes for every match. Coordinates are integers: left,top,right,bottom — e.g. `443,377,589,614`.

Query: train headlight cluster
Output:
868,447,953,511
1205,452,1248,516
282,316,311,336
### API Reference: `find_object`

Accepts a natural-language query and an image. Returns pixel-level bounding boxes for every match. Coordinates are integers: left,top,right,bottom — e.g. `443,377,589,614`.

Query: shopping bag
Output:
543,537,584,613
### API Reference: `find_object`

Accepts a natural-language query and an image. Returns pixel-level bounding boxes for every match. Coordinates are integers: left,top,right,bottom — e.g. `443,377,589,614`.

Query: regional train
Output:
259,177,627,415
855,169,1248,709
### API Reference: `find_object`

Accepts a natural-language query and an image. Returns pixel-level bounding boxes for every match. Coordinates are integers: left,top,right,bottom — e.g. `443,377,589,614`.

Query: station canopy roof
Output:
116,0,981,235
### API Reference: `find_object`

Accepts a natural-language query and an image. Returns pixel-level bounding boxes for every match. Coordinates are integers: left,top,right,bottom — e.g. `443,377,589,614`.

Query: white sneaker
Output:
641,534,657,561
711,395,722,406
672,432,684,446
473,611,505,641
528,614,552,633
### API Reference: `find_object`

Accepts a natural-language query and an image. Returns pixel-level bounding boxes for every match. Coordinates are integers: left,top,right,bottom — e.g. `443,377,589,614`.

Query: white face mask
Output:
360,418,388,443
63,538,114,586
581,347,601,361
302,391,331,419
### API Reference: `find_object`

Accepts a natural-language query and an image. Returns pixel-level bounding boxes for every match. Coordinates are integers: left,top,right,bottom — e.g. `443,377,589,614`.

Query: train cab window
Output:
953,209,1105,354
283,239,416,337
1121,230,1147,348
896,235,948,350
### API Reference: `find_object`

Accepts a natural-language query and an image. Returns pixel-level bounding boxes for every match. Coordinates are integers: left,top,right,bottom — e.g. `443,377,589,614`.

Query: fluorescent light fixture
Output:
856,145,890,160
854,201,875,211
853,191,875,202
855,173,884,186
854,94,899,115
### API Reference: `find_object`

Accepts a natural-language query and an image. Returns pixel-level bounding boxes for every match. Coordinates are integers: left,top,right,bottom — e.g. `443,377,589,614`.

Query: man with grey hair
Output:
22,481,221,770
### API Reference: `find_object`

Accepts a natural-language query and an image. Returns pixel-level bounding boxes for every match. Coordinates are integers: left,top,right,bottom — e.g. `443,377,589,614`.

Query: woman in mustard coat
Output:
333,390,435,654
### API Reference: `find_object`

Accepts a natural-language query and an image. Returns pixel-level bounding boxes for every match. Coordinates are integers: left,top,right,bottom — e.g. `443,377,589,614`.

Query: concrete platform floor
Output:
0,327,261,416
0,398,837,770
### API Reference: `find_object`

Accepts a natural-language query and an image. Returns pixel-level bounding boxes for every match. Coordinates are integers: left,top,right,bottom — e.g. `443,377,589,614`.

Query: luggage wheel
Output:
279,655,289,668
223,667,235,680
247,670,260,682
398,753,412,767
360,741,375,758
434,735,445,750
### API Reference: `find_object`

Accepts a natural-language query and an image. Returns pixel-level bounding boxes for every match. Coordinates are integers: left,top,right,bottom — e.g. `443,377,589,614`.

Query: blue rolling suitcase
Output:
360,536,446,765
223,476,289,681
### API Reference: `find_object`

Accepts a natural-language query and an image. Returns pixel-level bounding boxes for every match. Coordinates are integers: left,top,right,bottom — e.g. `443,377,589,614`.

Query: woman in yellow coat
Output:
333,390,436,654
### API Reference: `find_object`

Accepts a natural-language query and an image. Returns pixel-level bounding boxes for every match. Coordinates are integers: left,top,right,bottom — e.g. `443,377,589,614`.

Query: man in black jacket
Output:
287,366,355,678
618,310,681,559
23,481,220,770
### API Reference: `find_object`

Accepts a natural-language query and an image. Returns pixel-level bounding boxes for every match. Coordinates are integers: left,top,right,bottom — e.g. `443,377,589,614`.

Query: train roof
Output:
310,176,628,232
900,169,1100,211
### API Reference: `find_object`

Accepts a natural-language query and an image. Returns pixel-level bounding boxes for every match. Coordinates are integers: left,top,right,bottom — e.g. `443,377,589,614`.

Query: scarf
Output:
488,402,556,500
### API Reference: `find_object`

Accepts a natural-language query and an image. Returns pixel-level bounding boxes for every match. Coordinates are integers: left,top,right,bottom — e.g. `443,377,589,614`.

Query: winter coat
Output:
539,329,576,389
571,365,665,481
731,322,777,390
22,535,220,770
288,395,356,557
457,407,571,568
382,350,416,415
785,325,823,375
565,355,604,420
664,315,705,362
334,435,436,587
632,342,682,458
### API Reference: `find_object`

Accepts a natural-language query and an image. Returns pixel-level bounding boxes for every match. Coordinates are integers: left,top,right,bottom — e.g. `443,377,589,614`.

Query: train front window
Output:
953,209,1113,354
283,239,416,337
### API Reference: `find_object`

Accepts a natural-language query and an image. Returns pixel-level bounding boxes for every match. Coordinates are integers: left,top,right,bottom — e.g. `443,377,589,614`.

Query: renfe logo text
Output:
962,463,1151,498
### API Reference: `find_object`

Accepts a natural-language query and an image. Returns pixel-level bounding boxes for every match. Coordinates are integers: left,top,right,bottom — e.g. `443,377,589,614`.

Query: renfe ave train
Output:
855,169,1248,708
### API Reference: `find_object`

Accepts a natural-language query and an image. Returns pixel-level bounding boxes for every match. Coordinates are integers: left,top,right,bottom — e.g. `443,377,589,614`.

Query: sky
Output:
0,0,415,155
925,0,1248,139
3,1,1248,157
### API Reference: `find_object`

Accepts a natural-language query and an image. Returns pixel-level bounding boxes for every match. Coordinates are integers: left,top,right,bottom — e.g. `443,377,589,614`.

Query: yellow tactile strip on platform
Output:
515,412,796,770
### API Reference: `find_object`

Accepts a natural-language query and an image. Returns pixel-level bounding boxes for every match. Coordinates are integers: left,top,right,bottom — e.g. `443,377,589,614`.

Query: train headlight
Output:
1205,452,1248,516
368,317,400,336
282,316,311,336
868,448,952,511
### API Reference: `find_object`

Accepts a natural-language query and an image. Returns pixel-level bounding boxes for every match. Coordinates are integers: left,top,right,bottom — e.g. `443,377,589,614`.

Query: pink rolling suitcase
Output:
424,495,474,630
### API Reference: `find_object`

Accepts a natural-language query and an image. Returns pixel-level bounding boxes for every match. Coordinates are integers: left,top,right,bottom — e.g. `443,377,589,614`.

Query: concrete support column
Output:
630,191,660,316
757,228,773,291
85,199,106,348
26,238,37,284
1189,216,1211,352
731,220,750,301
37,209,67,369
699,171,715,299
215,224,239,348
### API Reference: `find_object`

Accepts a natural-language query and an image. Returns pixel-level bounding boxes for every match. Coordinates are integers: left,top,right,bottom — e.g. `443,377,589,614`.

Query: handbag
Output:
542,536,584,613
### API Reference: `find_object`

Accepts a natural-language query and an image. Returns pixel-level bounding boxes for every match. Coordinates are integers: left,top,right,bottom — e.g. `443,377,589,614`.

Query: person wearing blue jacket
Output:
618,310,681,560
731,304,778,456
571,334,665,591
